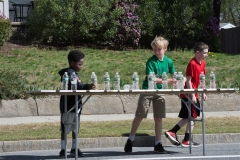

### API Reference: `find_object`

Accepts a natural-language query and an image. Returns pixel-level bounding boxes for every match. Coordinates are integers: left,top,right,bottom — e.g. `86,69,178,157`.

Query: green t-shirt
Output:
142,55,176,89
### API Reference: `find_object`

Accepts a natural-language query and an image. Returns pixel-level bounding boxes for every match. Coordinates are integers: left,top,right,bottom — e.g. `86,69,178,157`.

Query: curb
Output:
1,133,240,153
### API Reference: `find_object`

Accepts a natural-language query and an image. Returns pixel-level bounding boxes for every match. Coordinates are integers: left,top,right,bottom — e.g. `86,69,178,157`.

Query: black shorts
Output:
178,98,201,119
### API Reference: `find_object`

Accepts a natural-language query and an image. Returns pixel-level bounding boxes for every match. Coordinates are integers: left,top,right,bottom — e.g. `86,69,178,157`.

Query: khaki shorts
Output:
135,94,166,118
60,112,80,134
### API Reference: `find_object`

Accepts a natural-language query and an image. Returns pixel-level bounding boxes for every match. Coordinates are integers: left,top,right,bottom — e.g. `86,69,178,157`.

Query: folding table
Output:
28,88,238,159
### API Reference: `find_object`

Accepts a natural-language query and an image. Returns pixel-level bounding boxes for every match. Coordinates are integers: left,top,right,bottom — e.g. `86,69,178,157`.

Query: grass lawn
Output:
0,45,240,141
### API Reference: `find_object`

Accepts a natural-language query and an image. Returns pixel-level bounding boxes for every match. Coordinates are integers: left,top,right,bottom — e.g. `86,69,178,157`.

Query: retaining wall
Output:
0,94,239,118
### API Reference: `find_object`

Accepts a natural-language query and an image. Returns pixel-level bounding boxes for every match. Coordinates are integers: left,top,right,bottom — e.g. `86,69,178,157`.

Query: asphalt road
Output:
0,143,240,160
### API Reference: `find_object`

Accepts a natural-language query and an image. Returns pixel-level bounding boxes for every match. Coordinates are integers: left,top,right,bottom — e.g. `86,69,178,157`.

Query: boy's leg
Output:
165,98,189,146
70,114,84,157
181,99,201,147
129,116,143,138
59,113,74,158
124,94,151,153
152,95,167,154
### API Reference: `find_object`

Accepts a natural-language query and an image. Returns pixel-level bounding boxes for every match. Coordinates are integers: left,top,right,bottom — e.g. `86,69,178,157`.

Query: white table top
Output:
28,88,238,96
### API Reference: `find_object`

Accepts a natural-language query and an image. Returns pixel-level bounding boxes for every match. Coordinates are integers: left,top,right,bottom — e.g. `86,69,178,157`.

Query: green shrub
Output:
136,0,213,49
0,20,11,47
0,69,29,100
26,0,123,46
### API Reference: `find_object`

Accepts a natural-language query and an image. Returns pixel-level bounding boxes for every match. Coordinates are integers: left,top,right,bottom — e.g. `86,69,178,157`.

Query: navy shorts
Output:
178,98,200,119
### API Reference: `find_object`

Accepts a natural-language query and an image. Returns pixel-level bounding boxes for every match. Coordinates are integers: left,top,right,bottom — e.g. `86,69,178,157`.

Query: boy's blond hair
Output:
151,36,169,49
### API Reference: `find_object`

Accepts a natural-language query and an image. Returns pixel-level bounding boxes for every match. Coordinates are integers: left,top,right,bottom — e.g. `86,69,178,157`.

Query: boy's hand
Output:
89,83,97,90
168,78,177,85
191,94,197,103
203,93,207,101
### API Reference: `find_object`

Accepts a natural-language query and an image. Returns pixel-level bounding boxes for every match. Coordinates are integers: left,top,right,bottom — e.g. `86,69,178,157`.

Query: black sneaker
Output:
154,142,167,154
70,148,84,157
59,149,66,159
124,139,134,153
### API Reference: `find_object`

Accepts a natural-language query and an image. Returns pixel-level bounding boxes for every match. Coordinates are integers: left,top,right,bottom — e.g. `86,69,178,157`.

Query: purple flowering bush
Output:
204,16,220,38
110,1,141,50
0,11,7,20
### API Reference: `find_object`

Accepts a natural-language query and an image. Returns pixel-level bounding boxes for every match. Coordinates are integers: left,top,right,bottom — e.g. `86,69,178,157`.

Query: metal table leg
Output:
64,95,67,159
201,93,206,155
178,94,204,155
75,95,78,159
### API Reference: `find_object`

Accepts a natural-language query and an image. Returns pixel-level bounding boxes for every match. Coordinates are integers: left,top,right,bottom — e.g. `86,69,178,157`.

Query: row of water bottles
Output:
199,71,216,89
62,72,78,90
91,72,140,90
148,72,184,89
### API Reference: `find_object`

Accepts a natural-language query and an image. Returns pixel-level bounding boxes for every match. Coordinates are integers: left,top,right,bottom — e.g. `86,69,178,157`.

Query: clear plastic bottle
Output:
177,72,184,89
162,72,168,89
70,72,77,90
104,72,110,90
91,72,98,90
172,72,177,89
199,72,206,89
62,72,69,90
209,71,216,89
113,72,120,90
132,72,139,90
148,72,155,89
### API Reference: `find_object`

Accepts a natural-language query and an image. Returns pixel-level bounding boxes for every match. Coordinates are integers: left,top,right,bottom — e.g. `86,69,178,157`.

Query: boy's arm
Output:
186,76,197,103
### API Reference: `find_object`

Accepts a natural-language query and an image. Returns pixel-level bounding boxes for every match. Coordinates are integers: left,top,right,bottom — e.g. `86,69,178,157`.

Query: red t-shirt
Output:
181,57,206,98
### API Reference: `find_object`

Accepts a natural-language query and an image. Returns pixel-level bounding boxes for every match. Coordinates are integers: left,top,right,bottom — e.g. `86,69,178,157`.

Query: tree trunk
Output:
213,0,221,25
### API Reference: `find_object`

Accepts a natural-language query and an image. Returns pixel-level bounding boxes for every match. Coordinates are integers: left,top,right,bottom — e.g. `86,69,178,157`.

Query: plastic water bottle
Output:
62,72,69,90
132,72,139,90
177,72,184,89
209,71,216,89
91,72,98,90
70,72,77,90
104,72,110,90
162,72,168,89
113,72,120,90
148,72,155,89
199,72,206,89
172,72,177,89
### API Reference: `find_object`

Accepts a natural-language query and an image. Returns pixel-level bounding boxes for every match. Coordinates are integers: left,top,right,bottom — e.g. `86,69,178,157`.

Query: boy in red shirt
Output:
165,42,209,147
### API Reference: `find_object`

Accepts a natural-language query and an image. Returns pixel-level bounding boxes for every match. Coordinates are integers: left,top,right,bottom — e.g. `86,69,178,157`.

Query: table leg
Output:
75,95,78,159
179,94,203,155
64,96,67,159
188,96,192,154
201,93,206,155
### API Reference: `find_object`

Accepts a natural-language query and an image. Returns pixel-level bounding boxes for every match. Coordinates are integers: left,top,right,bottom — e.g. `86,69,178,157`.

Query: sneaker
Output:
181,140,201,148
124,139,134,153
165,131,181,146
154,142,167,154
59,149,66,159
70,148,84,157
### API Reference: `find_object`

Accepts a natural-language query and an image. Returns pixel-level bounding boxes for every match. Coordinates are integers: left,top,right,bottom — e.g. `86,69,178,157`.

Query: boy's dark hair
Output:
68,50,85,64
194,42,209,53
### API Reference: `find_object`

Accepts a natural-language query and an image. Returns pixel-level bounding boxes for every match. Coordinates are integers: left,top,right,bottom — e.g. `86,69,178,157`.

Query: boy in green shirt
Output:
124,36,176,154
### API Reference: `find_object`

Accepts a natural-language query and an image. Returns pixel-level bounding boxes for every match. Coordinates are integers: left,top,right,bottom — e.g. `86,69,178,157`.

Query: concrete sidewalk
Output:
1,111,240,125
1,112,240,153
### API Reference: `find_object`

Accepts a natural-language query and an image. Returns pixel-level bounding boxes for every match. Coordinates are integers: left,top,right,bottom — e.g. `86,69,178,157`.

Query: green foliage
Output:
0,69,29,100
0,20,11,47
26,0,123,46
221,0,240,26
136,0,213,49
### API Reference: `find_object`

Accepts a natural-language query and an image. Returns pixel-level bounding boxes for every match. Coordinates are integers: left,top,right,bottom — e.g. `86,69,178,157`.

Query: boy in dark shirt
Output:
58,50,95,158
